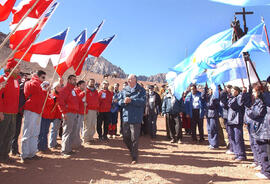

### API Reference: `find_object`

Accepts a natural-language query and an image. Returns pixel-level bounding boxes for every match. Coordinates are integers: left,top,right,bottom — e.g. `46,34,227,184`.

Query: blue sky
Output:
0,0,270,79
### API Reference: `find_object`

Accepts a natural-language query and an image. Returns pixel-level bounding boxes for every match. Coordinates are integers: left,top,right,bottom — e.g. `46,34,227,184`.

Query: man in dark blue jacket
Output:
118,74,146,164
162,88,184,143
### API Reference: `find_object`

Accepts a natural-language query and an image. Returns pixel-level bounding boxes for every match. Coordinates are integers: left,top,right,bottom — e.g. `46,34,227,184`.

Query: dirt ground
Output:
0,117,269,184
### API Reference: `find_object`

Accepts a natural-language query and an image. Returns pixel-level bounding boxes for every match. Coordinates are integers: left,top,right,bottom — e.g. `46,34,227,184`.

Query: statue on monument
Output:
231,16,245,43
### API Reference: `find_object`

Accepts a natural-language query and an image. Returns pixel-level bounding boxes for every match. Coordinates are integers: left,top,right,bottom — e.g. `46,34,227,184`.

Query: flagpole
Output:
74,49,90,74
81,57,98,81
242,52,252,87
40,27,70,119
0,1,57,69
264,24,270,54
74,21,105,75
0,0,42,51
245,53,263,87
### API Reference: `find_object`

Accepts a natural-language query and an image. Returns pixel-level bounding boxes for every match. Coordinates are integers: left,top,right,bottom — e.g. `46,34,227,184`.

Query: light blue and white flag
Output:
170,28,233,73
201,23,268,69
210,0,270,6
171,65,205,100
209,58,247,85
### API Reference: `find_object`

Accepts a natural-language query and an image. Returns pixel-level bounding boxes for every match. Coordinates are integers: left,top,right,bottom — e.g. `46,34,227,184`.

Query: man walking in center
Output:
118,74,146,164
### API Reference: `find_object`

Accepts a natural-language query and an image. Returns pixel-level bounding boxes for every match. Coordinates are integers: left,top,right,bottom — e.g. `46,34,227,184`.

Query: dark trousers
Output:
257,140,270,178
120,109,123,134
97,112,110,139
141,115,149,135
109,112,118,135
165,114,171,139
122,122,141,161
148,114,158,138
0,114,16,160
225,120,233,152
38,118,53,151
217,118,226,146
191,109,204,141
207,118,219,148
168,113,182,141
11,113,23,154
227,123,246,159
247,124,260,165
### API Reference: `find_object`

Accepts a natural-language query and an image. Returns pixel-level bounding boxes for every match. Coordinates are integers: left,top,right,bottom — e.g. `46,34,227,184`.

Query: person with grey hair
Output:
118,74,146,164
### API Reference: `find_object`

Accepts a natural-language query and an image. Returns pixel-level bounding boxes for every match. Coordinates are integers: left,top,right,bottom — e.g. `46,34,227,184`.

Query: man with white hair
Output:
118,74,146,164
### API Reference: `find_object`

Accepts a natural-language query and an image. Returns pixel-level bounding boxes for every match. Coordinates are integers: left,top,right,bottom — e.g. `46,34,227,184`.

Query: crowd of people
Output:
0,58,270,180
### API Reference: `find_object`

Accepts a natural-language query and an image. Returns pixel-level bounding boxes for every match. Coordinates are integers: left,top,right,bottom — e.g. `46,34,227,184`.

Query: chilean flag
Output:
55,30,86,77
0,0,16,22
73,20,104,76
88,35,115,57
9,1,57,50
11,0,54,25
13,28,68,68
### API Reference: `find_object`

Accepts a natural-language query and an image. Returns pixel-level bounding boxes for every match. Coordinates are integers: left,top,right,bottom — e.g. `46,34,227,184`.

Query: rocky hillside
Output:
0,32,166,83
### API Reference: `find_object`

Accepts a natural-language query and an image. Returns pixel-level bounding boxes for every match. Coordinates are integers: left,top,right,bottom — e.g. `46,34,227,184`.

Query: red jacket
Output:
74,87,86,115
58,83,80,114
86,88,99,111
24,75,47,114
52,91,62,119
0,75,20,114
98,89,113,112
42,94,56,119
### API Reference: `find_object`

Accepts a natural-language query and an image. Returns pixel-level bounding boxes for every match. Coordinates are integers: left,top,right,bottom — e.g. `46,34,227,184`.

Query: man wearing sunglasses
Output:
20,70,50,163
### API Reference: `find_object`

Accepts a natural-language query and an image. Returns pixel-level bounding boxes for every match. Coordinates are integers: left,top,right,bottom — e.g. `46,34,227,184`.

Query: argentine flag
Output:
202,23,268,69
170,28,233,73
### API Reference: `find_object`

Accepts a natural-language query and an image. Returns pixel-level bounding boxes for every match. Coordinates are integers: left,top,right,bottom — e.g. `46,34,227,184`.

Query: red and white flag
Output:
11,0,53,25
0,0,16,22
55,30,86,77
14,28,68,68
9,1,57,50
73,20,104,75
88,35,115,57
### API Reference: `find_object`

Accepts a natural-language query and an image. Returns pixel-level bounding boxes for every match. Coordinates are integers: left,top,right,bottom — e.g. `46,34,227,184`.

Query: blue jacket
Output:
202,93,220,119
118,84,146,124
227,94,245,125
111,90,121,113
185,91,204,118
246,98,269,140
162,93,184,115
219,91,229,119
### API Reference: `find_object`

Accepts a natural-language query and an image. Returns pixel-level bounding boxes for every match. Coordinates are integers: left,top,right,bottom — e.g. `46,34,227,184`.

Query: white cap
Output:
52,81,60,89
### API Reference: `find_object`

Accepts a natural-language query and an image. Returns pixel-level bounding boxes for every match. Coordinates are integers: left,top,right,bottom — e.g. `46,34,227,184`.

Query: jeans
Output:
38,118,53,151
21,110,41,159
49,119,61,148
123,122,141,161
207,118,219,148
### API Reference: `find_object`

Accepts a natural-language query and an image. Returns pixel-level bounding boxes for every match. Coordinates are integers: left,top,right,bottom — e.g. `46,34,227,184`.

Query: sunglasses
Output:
41,76,46,80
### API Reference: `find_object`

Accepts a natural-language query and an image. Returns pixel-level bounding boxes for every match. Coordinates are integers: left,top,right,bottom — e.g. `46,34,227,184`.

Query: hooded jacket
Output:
58,83,80,114
24,75,47,114
0,74,20,114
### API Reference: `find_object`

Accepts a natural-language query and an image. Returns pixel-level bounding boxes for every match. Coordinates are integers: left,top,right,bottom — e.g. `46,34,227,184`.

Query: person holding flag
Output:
21,70,49,163
0,58,20,163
